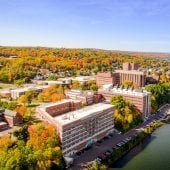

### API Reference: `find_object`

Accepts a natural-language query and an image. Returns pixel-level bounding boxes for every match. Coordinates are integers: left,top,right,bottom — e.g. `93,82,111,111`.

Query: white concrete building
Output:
36,102,115,156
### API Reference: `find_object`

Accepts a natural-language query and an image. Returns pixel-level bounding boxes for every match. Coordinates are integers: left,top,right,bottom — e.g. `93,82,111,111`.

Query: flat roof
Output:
10,85,49,93
0,90,11,93
54,103,114,126
38,99,81,110
65,89,94,96
99,87,150,97
115,70,146,75
0,121,8,126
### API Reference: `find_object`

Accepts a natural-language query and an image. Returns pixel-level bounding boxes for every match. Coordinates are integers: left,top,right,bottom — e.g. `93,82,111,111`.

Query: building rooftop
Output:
38,99,81,110
115,69,146,75
10,85,49,93
0,89,11,93
4,109,17,117
65,89,94,96
0,121,8,126
99,85,150,97
54,103,114,125
58,76,95,83
0,108,17,117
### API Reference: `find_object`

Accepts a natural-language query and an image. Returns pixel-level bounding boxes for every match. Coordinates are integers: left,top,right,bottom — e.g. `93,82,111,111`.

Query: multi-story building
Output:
10,85,49,99
36,99,82,118
0,108,23,130
96,63,146,87
59,76,95,84
115,69,146,87
96,72,120,87
36,101,115,156
0,90,11,98
65,89,103,105
98,84,151,118
122,62,139,71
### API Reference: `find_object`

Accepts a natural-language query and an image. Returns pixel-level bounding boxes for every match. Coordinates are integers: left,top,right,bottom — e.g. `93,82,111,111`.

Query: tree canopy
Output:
0,123,64,170
0,47,169,83
111,95,142,132
145,83,170,113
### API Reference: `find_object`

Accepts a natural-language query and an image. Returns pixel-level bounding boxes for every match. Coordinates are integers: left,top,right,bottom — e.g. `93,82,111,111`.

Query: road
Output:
70,106,169,170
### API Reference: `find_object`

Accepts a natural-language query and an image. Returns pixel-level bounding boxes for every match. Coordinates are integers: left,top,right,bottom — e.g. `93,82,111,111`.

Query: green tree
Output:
145,83,170,113
18,95,28,105
25,90,35,104
80,82,89,91
14,79,25,87
86,161,107,170
47,74,58,80
90,84,98,91
122,80,139,88
0,123,64,170
111,95,142,132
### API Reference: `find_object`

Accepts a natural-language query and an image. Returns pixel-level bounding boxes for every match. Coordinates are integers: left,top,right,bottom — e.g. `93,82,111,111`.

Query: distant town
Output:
0,47,170,169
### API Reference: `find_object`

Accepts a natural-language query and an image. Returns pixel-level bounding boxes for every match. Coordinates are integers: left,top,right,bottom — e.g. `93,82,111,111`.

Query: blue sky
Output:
0,0,170,52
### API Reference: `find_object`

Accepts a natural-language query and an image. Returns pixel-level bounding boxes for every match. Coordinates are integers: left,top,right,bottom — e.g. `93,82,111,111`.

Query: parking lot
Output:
69,106,169,170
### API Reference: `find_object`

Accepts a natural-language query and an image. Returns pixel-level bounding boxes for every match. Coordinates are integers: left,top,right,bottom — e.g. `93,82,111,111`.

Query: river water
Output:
111,124,170,170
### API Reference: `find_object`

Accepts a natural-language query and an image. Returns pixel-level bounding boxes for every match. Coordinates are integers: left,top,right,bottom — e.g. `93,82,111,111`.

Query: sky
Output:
0,0,170,52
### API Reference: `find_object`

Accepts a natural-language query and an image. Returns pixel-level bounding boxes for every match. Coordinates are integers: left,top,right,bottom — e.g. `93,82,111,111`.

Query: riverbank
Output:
162,115,170,123
86,121,165,170
105,121,164,167
112,124,170,170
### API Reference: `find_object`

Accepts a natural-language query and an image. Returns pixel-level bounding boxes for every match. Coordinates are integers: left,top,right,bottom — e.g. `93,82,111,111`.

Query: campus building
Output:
96,72,120,87
37,99,82,118
116,69,146,87
0,108,23,130
65,89,103,105
36,100,115,156
122,62,139,71
98,84,151,118
10,85,49,99
96,62,146,87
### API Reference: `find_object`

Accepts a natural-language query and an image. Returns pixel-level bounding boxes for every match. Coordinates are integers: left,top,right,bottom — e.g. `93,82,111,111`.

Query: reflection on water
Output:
110,124,170,170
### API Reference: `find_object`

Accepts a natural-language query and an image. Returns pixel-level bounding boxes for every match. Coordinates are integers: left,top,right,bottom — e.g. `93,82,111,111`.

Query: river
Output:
110,124,170,170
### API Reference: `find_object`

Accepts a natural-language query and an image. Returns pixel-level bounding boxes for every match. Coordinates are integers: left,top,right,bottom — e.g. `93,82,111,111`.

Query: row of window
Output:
62,121,114,148
63,124,114,151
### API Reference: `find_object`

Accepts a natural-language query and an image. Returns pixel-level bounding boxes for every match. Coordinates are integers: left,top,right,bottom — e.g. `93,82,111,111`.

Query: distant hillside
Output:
0,46,169,84
0,46,169,59
112,50,170,59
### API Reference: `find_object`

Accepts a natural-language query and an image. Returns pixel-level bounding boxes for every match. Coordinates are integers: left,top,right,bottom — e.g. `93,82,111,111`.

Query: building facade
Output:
96,63,146,87
122,62,139,71
98,85,151,118
116,70,146,87
10,85,49,99
36,101,115,156
96,72,120,87
0,108,23,130
37,99,82,118
65,89,103,105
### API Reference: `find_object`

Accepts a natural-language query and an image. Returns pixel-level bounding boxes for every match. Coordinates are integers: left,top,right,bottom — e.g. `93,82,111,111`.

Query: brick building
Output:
36,101,115,156
96,62,146,87
98,85,151,118
0,108,23,130
123,62,139,71
116,70,146,87
37,99,82,118
65,89,103,105
0,90,11,98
